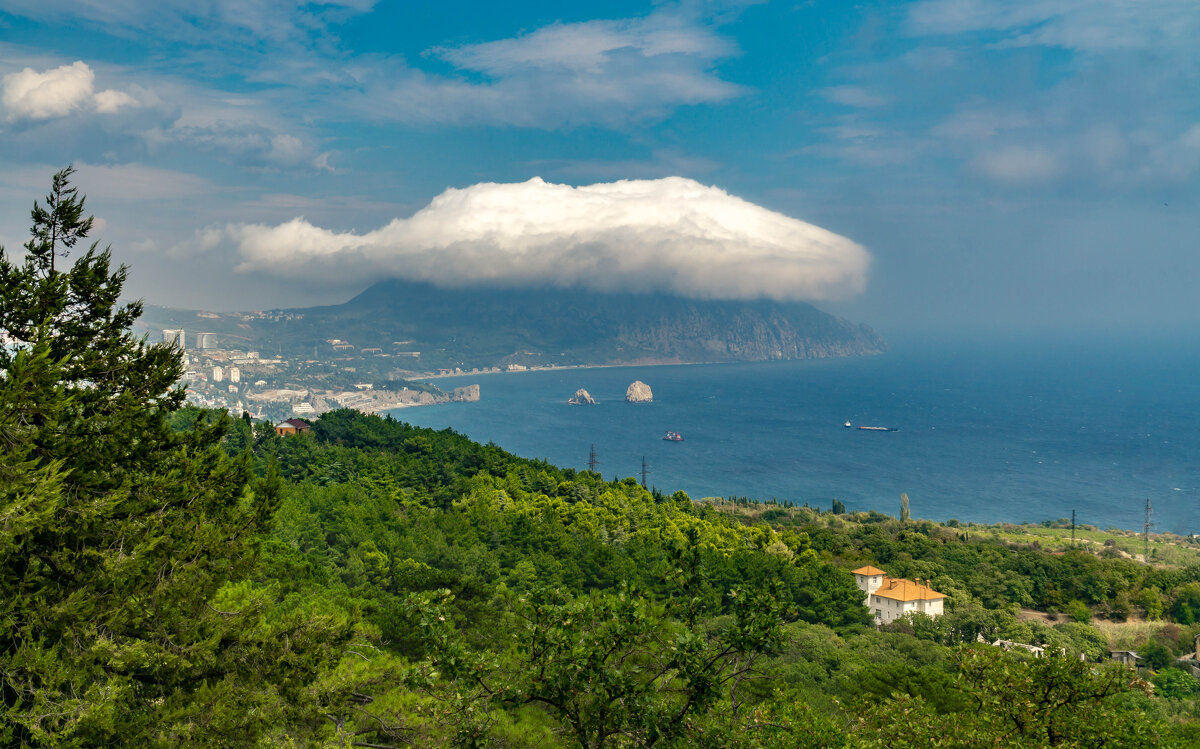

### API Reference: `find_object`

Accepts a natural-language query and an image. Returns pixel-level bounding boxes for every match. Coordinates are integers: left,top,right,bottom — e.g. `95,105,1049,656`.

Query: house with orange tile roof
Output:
852,566,947,625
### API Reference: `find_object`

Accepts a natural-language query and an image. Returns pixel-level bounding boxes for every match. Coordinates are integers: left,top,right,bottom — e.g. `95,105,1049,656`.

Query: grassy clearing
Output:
1090,619,1175,651
700,497,1200,569
970,524,1200,567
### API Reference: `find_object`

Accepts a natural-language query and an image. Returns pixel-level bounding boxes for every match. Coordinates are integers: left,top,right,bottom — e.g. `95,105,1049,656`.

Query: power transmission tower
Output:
641,455,649,489
1144,498,1153,563
587,444,599,473
1071,509,1076,548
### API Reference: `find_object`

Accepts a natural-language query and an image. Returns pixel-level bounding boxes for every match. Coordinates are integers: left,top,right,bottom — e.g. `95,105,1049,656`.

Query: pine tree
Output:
900,492,910,524
0,168,346,746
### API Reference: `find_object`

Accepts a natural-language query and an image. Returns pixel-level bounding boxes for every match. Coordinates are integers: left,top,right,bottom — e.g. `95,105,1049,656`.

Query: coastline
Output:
411,350,884,381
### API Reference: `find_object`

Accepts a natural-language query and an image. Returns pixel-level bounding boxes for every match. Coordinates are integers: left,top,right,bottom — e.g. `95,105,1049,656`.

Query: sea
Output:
390,334,1200,534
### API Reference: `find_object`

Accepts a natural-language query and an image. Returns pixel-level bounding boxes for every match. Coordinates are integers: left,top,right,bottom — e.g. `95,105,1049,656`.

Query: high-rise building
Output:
162,329,185,349
229,366,241,383
212,366,225,383
196,332,216,349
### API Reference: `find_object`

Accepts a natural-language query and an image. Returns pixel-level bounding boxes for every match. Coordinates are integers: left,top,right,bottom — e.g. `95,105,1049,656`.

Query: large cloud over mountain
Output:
229,176,870,301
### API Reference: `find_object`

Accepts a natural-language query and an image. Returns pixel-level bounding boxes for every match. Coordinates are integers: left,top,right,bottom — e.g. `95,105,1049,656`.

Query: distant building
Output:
196,332,216,349
293,402,315,414
227,384,239,393
212,366,225,383
163,329,185,349
853,566,947,625
275,418,311,436
991,639,1045,657
229,366,241,383
1111,650,1141,666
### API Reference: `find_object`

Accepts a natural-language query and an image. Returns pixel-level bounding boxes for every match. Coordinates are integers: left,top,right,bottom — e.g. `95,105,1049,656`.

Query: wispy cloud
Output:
905,0,1200,54
349,11,747,129
1,0,378,48
799,0,1200,190
972,145,1063,182
820,86,890,109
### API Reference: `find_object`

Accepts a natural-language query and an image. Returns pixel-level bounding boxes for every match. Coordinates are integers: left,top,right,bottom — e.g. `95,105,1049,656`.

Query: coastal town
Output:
156,327,481,421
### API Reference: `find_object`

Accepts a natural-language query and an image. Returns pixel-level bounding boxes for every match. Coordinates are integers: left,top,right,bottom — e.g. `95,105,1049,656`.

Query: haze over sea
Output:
394,334,1199,535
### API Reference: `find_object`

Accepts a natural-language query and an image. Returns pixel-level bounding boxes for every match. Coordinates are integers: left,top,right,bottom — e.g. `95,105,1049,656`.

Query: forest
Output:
4,170,1200,747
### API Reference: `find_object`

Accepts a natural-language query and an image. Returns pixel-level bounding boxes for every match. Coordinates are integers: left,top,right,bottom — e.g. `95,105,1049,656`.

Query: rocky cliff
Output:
625,381,653,403
450,384,481,402
568,388,597,405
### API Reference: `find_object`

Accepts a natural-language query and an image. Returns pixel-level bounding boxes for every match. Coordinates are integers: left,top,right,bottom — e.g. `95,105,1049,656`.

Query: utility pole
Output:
1071,509,1076,548
587,444,599,474
641,455,649,489
1144,498,1153,564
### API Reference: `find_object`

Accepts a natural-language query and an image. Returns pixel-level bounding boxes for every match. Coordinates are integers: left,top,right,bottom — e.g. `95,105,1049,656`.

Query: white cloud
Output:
93,88,137,113
1,61,139,121
228,177,870,301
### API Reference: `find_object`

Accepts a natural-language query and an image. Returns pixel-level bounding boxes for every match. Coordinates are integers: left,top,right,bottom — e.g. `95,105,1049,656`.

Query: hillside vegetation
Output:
5,169,1200,747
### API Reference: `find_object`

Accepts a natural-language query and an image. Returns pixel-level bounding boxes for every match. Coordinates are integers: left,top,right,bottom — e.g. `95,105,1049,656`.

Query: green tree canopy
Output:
0,168,347,746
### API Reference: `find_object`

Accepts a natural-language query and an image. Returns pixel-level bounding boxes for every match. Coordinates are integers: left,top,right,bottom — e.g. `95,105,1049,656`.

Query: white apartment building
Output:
212,366,225,383
853,566,947,625
162,329,185,348
229,366,241,383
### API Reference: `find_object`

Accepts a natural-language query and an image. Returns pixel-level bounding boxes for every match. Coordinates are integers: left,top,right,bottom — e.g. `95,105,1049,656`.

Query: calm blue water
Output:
392,336,1200,533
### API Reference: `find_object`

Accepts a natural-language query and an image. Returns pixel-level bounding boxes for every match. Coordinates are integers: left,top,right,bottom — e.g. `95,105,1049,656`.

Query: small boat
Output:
845,421,898,432
663,431,684,441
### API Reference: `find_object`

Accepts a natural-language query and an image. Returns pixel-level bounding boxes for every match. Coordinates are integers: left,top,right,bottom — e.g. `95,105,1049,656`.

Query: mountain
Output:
141,280,886,371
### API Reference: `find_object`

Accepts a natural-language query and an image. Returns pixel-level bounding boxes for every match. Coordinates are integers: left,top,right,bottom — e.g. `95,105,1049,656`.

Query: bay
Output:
390,335,1200,534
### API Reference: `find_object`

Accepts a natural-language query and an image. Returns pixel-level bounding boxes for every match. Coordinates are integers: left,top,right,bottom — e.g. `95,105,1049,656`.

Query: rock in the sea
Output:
568,388,597,405
625,380,653,403
450,384,480,402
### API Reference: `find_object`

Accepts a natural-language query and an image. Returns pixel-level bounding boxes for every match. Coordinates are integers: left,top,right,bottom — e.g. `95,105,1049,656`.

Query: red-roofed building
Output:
275,418,311,436
853,566,947,625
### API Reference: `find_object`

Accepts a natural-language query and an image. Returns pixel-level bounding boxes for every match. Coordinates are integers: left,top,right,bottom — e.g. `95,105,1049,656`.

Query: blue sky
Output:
1,0,1197,335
